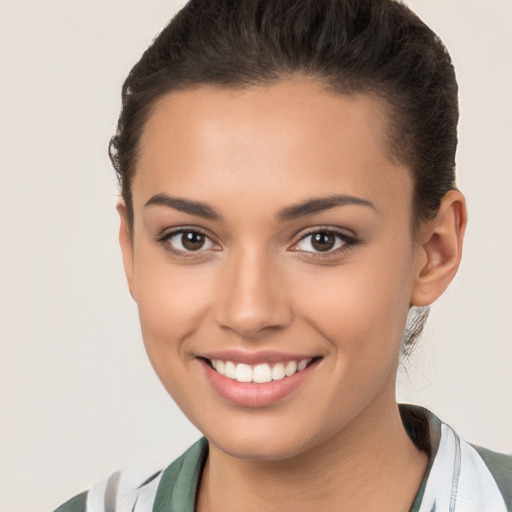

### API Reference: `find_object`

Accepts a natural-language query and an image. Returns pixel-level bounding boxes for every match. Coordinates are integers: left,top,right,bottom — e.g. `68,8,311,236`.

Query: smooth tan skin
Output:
118,79,466,511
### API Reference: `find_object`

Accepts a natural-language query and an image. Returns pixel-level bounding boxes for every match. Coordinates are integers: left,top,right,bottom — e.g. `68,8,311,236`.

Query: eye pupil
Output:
311,232,335,252
182,231,205,250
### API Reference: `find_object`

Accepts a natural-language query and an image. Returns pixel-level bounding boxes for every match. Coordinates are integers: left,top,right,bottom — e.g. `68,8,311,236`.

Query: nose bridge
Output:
214,243,291,338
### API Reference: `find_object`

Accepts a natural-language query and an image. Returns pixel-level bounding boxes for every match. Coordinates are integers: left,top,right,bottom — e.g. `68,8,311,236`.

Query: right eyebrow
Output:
144,194,223,220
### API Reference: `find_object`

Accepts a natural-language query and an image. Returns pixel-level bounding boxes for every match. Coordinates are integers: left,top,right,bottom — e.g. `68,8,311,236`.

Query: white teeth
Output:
210,358,313,383
271,363,285,380
216,360,225,374
253,363,272,383
285,360,297,376
235,363,253,382
224,361,236,379
297,359,309,371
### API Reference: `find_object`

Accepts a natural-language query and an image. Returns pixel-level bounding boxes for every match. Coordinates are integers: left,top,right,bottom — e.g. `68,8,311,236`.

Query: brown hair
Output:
109,0,459,350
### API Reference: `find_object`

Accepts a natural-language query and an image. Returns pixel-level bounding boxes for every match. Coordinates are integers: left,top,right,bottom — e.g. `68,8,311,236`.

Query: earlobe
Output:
116,201,136,300
410,190,467,306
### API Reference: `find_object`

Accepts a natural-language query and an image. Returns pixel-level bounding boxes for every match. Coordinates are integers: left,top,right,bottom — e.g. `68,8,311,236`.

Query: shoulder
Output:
51,438,208,512
50,464,163,512
472,444,512,511
52,491,88,512
400,404,512,511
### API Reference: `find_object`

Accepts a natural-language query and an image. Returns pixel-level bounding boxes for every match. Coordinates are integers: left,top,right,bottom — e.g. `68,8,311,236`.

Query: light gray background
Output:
1,1,511,511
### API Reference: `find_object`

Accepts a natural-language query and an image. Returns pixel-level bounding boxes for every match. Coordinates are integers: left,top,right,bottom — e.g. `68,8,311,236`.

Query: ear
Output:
410,189,467,306
116,201,136,300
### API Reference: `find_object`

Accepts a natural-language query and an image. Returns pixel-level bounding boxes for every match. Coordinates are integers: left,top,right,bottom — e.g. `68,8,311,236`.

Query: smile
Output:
209,358,313,383
199,354,322,408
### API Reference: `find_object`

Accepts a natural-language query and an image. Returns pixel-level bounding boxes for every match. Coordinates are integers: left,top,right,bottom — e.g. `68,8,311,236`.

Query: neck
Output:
197,399,428,512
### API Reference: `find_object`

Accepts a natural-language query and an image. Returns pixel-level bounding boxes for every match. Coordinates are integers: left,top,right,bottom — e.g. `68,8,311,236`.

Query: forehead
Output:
134,79,412,219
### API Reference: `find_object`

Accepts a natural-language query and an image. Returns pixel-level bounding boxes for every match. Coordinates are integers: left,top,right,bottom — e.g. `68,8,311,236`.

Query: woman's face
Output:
121,79,425,460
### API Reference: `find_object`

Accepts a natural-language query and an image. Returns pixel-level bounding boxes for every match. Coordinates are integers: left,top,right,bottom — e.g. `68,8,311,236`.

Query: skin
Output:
118,79,466,511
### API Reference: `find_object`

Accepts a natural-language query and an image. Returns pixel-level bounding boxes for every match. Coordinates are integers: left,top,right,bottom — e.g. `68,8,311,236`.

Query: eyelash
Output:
291,227,361,259
155,227,218,259
155,226,360,259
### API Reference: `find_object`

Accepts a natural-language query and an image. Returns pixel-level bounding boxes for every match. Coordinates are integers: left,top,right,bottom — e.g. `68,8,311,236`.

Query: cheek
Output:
133,252,213,363
292,250,414,363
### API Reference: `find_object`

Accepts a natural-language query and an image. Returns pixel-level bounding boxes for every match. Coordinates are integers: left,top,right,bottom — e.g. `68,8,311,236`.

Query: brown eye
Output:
161,229,217,254
181,231,205,251
311,232,336,252
293,229,357,255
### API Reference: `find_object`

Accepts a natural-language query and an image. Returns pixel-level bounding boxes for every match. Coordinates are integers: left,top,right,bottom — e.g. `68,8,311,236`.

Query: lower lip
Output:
199,358,320,408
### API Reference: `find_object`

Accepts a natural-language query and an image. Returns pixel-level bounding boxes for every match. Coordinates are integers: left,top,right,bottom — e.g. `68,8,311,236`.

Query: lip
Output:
198,354,322,408
200,349,318,365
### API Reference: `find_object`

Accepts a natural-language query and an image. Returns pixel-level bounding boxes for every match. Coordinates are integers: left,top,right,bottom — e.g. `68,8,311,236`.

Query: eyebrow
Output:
144,193,376,222
277,195,376,221
145,194,221,220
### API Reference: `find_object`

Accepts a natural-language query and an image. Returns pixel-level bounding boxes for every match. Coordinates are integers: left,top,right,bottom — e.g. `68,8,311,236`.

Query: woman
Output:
54,0,512,510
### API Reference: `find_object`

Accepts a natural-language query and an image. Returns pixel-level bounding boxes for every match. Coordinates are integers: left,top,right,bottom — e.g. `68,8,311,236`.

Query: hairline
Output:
123,76,423,239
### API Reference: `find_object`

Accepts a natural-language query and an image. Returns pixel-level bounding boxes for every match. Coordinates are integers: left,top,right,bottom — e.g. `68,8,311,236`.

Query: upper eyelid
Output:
155,227,219,253
158,226,356,253
157,228,219,258
158,225,354,240
295,226,355,239
158,226,217,241
292,225,358,247
291,228,357,252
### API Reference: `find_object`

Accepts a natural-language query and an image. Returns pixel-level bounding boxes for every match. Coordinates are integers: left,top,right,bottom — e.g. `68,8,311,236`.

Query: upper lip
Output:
199,350,321,365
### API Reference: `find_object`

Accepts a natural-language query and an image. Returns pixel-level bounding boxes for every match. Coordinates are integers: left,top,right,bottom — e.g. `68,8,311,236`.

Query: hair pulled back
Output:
109,0,459,352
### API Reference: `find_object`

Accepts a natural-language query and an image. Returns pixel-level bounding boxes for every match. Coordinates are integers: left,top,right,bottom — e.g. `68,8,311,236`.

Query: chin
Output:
199,414,323,462
212,433,310,461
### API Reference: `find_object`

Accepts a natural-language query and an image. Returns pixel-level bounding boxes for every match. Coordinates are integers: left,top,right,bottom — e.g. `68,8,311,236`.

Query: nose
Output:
213,247,293,339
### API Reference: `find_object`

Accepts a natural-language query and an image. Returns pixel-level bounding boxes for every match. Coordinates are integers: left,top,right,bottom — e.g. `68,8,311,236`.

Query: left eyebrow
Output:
276,195,376,222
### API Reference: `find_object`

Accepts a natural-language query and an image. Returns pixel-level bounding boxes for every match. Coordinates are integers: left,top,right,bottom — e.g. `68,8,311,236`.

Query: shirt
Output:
53,404,512,512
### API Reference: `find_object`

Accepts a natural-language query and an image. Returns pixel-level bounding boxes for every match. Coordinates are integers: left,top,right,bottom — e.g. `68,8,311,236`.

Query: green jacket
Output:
53,405,512,512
